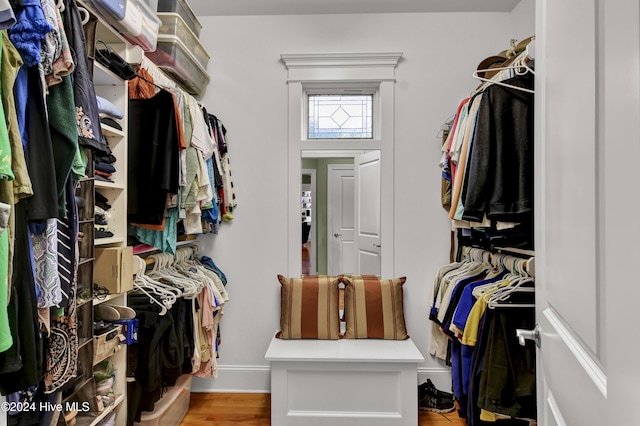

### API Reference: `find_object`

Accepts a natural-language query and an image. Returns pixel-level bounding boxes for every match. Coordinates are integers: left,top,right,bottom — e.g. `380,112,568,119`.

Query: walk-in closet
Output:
0,0,638,425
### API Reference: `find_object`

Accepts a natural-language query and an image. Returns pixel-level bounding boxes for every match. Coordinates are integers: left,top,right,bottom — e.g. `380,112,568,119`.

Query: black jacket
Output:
462,74,534,223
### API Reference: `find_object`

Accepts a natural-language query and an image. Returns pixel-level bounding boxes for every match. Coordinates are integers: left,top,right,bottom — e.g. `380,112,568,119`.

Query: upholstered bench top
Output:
265,334,424,363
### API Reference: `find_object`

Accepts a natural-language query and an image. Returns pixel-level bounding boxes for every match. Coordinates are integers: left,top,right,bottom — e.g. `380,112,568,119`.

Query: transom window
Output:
308,94,373,139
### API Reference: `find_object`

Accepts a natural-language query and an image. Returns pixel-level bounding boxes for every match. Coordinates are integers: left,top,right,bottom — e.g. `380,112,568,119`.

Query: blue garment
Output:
446,273,487,400
452,271,508,332
14,66,28,155
131,208,178,254
452,272,507,397
7,0,52,67
201,158,219,222
95,162,117,174
199,256,227,286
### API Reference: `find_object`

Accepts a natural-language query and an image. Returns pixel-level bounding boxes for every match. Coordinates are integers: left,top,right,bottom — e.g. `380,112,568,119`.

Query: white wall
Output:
194,4,535,392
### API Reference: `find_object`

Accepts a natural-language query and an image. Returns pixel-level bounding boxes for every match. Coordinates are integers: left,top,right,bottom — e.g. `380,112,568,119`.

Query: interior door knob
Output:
516,325,541,348
334,233,342,237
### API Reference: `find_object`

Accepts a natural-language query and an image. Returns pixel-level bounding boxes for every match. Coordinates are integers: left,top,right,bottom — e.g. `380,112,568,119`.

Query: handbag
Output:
95,40,137,80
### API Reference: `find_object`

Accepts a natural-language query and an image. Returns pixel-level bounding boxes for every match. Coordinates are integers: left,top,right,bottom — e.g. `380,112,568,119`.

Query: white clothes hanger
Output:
132,256,169,315
472,41,535,94
137,256,181,304
148,253,200,298
487,277,535,309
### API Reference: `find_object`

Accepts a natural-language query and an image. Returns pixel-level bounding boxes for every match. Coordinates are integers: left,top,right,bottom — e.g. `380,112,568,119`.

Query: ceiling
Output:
187,0,522,17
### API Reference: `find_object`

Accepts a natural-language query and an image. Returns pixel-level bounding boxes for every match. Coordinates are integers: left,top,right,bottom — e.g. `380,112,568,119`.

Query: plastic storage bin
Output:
87,0,160,51
157,0,201,37
137,375,192,426
145,34,211,96
157,13,209,68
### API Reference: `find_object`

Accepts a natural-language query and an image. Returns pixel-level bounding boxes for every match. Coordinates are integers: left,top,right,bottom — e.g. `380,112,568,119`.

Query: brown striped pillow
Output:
342,276,409,340
276,275,341,339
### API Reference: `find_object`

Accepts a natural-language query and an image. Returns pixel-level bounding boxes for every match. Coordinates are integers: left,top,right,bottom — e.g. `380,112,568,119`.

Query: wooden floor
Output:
182,393,467,426
301,241,311,275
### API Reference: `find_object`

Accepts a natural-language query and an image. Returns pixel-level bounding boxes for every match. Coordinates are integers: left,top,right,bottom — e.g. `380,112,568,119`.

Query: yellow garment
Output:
480,409,511,422
460,281,510,346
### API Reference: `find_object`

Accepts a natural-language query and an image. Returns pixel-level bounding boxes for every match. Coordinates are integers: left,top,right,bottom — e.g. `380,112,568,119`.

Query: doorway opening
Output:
301,150,381,276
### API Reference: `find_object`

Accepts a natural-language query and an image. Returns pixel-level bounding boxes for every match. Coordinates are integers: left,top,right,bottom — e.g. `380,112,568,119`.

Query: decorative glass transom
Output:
308,94,373,139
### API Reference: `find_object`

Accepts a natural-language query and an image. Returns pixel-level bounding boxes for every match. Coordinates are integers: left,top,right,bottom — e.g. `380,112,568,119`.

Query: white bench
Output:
265,336,425,426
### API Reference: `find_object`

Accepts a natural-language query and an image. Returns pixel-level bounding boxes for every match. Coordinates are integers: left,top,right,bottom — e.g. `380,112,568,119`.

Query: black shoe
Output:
419,379,454,401
418,393,455,413
95,229,114,238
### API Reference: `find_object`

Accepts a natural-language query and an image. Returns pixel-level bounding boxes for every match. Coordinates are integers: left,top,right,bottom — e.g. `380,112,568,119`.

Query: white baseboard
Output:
191,365,451,395
191,365,271,393
417,367,452,393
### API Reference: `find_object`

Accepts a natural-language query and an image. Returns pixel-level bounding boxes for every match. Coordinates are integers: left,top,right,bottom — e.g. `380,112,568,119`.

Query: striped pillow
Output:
277,275,341,339
342,276,409,339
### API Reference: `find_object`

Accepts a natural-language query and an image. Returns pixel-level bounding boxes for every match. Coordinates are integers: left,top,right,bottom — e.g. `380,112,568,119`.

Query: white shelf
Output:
101,123,125,138
93,292,125,306
93,62,122,86
75,394,125,426
95,236,126,246
95,180,125,190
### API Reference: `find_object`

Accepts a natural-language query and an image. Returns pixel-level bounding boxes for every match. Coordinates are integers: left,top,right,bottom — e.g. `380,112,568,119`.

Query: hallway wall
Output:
195,0,535,392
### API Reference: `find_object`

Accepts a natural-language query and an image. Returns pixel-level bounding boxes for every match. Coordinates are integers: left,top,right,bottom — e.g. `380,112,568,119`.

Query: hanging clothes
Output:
62,0,109,155
128,90,179,225
461,74,534,223
428,248,536,424
23,65,57,221
43,177,79,393
0,201,43,395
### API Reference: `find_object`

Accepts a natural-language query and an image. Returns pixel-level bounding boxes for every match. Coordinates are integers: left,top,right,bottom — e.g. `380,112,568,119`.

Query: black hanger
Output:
134,70,170,93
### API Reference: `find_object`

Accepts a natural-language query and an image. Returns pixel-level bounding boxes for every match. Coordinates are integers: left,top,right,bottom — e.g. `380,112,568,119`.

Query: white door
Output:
302,169,317,275
327,165,356,275
534,1,640,424
354,151,381,276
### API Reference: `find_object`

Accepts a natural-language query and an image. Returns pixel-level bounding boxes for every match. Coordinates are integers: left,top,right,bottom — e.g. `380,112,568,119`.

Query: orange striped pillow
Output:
277,275,341,339
342,276,409,340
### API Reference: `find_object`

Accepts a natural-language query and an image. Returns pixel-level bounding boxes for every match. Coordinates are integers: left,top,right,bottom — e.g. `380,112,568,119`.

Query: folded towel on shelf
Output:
96,95,124,119
95,162,117,174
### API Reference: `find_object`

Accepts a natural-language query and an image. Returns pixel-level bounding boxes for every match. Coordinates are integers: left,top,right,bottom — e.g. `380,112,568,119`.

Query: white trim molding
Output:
281,52,403,69
284,52,402,279
191,365,271,393
543,308,607,397
281,52,403,83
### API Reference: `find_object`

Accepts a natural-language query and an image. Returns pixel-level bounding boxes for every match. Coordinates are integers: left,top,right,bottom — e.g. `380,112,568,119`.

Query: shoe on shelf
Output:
419,378,454,401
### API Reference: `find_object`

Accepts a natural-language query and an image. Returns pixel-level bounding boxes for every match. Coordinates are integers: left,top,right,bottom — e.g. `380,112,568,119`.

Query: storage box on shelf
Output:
83,0,161,51
157,13,209,68
94,246,134,294
145,34,210,96
157,0,202,37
